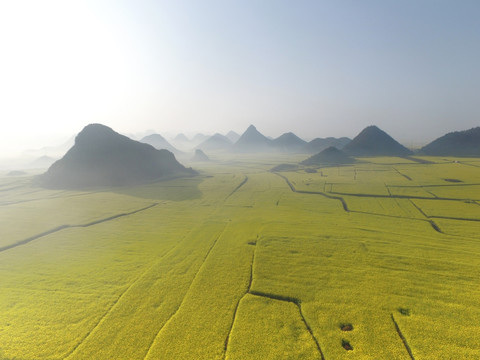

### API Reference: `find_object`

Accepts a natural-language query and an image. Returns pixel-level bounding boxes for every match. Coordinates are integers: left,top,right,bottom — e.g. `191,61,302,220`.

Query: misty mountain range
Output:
138,124,480,157
30,123,479,189
139,125,353,154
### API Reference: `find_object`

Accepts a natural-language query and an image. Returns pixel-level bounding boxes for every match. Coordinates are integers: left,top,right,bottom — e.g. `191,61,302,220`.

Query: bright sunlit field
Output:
0,155,479,359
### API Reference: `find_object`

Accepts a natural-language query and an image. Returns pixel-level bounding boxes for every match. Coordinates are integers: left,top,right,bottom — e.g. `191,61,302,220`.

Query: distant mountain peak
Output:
140,134,180,154
307,137,351,153
271,132,307,153
174,133,189,141
343,125,412,156
75,123,116,144
196,133,232,151
233,125,272,152
225,130,240,143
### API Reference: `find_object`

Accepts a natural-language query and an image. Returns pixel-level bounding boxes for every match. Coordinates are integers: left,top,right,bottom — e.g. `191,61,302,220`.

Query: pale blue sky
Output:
1,0,479,155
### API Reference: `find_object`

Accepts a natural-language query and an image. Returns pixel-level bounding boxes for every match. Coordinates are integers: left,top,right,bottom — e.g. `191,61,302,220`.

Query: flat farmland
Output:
0,156,479,359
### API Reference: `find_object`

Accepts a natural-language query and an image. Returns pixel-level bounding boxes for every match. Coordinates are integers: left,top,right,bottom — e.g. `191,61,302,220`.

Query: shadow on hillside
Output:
110,176,203,202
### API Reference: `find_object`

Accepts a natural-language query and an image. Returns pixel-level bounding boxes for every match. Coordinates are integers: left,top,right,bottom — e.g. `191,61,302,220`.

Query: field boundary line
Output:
410,199,480,223
0,190,103,207
388,183,480,188
222,242,257,358
392,167,412,181
430,215,480,222
329,191,480,202
248,291,325,360
225,175,248,200
0,225,71,253
63,209,220,359
63,261,160,359
142,223,228,360
274,172,447,233
76,203,158,227
408,200,443,233
0,203,158,253
391,314,415,360
402,156,435,164
459,161,480,168
273,172,349,212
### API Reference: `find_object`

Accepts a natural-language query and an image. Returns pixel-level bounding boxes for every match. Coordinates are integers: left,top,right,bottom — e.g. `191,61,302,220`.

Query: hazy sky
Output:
1,0,479,156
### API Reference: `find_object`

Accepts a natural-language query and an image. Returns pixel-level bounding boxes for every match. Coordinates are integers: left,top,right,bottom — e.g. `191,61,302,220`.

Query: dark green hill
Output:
39,124,195,189
306,137,351,153
233,125,272,152
271,132,308,153
420,127,480,156
343,125,412,156
301,146,355,166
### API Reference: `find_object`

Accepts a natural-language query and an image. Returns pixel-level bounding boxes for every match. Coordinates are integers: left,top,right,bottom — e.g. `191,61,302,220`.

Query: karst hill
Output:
420,127,480,156
343,125,412,156
39,124,195,189
233,125,272,152
301,146,355,166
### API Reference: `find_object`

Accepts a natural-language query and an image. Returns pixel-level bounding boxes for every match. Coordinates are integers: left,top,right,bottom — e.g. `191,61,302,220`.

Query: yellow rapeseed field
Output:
0,156,479,359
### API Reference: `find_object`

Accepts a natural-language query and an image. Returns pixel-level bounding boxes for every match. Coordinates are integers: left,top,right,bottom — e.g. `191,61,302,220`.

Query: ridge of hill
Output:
307,137,351,153
301,146,355,165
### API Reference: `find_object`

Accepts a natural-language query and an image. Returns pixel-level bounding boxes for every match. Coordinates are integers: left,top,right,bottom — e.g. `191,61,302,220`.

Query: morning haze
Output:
0,0,479,159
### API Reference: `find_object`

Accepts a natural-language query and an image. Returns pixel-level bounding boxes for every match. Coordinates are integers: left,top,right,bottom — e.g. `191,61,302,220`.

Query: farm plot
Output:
0,173,243,359
327,166,409,196
422,184,480,200
344,196,425,219
386,185,437,198
411,199,480,220
226,293,319,360
144,214,258,359
1,157,480,359
433,218,480,240
278,171,327,193
0,192,154,250
356,157,417,165
330,182,390,196
394,162,479,185
252,215,480,359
